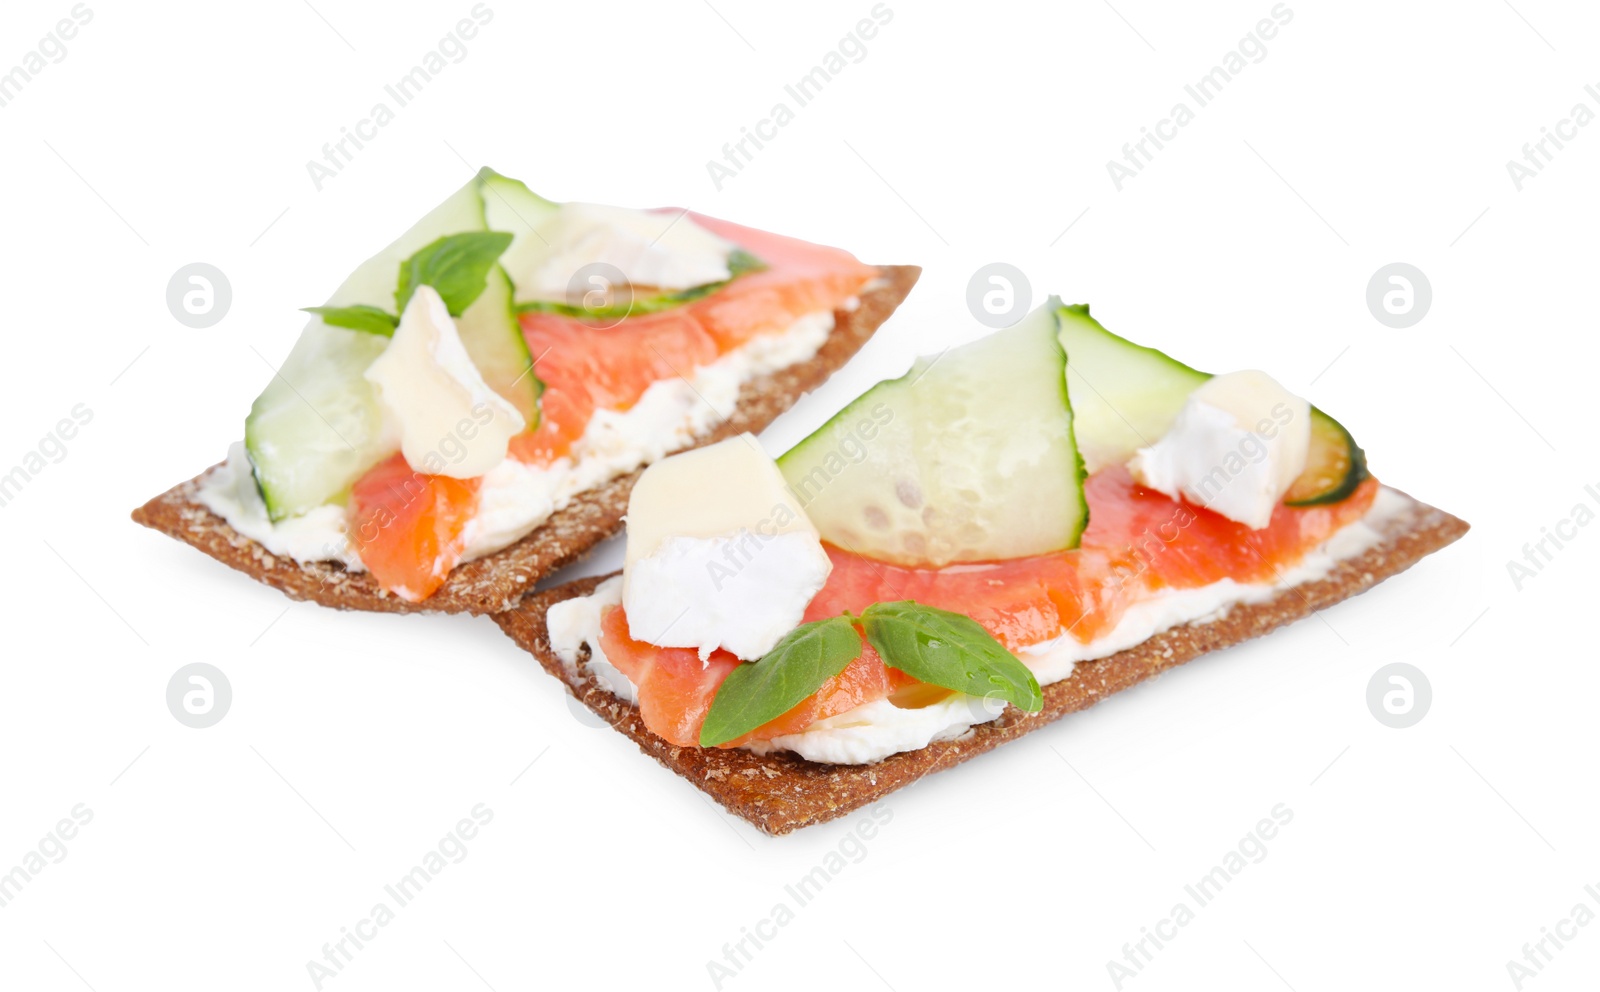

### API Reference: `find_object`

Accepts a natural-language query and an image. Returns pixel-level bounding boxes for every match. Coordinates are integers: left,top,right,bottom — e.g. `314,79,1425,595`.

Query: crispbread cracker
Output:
493,488,1468,835
131,265,920,615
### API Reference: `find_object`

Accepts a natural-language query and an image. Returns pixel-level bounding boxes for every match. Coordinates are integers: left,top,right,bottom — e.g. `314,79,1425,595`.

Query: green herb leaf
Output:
698,616,863,747
512,247,766,321
301,304,400,337
395,231,515,316
861,601,1043,713
726,247,766,278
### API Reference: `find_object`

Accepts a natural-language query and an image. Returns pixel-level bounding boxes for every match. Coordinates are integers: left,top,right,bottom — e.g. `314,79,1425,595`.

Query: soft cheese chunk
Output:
1127,369,1311,529
623,435,831,661
527,203,735,298
362,285,526,479
547,576,638,704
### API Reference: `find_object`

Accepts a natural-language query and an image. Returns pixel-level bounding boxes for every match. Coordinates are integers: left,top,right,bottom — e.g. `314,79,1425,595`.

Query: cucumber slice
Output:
245,321,391,521
778,301,1086,567
246,173,537,520
457,264,541,422
1055,304,1209,474
323,178,487,313
478,167,562,297
1054,303,1367,504
1284,412,1369,505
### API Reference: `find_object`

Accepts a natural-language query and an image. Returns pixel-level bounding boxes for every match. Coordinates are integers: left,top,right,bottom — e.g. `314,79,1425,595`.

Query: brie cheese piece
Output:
623,434,831,660
1128,369,1310,528
526,203,735,300
363,285,526,479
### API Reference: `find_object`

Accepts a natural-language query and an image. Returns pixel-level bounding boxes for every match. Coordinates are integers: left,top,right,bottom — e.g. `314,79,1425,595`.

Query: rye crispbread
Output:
131,265,920,615
493,488,1468,835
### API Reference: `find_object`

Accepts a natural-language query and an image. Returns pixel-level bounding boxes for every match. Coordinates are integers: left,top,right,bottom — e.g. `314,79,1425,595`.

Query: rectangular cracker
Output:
493,489,1468,835
130,265,920,615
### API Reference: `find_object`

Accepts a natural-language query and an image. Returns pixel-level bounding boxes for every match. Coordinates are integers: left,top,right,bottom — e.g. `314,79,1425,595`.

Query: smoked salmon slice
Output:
350,453,482,602
510,216,877,466
686,214,880,351
511,309,718,464
597,469,1380,748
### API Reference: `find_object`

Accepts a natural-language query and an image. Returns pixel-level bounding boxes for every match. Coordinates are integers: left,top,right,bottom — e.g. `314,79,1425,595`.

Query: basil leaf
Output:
861,601,1043,713
726,247,766,278
301,304,400,337
513,248,766,321
699,615,863,747
395,231,514,316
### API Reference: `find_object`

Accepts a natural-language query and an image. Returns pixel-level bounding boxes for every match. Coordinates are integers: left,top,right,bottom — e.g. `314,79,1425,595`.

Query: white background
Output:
1,0,1595,989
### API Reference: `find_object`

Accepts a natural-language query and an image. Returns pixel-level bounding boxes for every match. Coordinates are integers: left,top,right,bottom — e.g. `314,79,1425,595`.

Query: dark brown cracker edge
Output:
130,265,920,615
493,490,1469,836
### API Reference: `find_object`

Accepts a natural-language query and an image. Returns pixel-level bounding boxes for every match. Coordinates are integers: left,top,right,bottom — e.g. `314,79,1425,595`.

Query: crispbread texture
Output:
493,489,1468,836
131,265,920,615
